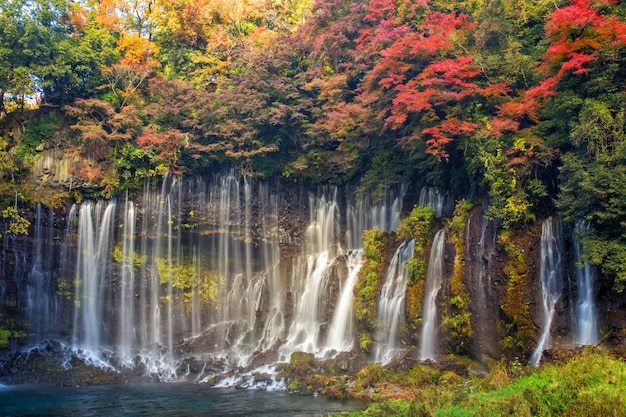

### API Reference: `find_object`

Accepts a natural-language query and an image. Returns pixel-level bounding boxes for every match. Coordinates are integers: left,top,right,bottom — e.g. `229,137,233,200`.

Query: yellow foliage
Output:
116,34,160,66
2,206,30,235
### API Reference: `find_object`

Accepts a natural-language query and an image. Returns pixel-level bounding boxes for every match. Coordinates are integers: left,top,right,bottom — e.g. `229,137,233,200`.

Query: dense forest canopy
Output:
0,0,625,288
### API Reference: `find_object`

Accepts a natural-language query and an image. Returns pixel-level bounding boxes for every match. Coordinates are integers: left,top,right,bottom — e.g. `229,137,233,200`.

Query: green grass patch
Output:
337,349,625,417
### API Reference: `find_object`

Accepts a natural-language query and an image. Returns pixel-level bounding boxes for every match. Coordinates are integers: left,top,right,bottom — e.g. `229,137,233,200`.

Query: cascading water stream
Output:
574,220,598,345
530,217,564,366
345,186,404,249
73,200,116,361
27,204,56,343
374,239,415,364
419,187,453,218
326,249,364,352
118,195,136,366
253,183,284,353
282,191,340,355
420,229,446,361
282,186,405,359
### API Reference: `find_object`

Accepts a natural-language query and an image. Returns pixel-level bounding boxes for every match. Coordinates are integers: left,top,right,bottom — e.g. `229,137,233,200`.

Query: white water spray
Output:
420,229,445,361
574,220,598,345
530,217,564,366
326,249,364,352
374,240,415,364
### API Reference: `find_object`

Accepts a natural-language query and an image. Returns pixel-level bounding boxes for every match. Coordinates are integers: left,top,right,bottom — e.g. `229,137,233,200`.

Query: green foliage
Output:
477,142,535,230
55,276,73,301
397,206,434,244
15,115,57,163
356,147,412,204
281,352,319,377
557,96,626,292
155,256,222,308
582,235,626,293
112,243,146,267
449,200,473,235
359,332,373,354
343,350,624,417
0,138,13,174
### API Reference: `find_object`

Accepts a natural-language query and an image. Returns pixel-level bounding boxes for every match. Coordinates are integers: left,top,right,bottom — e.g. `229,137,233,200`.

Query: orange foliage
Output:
93,0,123,32
116,34,159,66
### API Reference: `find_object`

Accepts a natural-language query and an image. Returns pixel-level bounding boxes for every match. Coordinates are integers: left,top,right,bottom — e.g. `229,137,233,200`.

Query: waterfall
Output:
118,195,136,366
326,249,363,352
73,200,116,358
530,217,564,366
574,221,598,345
27,204,57,343
419,187,453,218
282,185,404,358
282,190,340,355
345,186,405,249
254,183,284,353
420,229,446,361
374,240,415,364
8,173,406,378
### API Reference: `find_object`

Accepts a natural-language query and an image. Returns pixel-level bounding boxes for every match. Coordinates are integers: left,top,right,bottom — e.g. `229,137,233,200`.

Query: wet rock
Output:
249,348,279,368
253,372,270,382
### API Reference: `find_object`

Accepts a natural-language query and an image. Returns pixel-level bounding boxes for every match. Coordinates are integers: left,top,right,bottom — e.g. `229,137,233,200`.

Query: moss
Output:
353,229,393,335
499,231,535,354
153,256,222,312
397,205,434,335
281,352,319,377
441,200,473,354
0,329,11,349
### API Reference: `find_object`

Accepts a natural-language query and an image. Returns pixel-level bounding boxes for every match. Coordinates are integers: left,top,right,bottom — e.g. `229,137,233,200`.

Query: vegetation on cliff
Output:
441,200,473,355
354,229,395,352
397,205,434,338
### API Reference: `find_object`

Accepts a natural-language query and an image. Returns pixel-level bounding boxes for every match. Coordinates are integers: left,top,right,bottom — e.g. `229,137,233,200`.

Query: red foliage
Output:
421,126,453,159
420,118,478,160
525,77,559,101
417,56,481,89
476,83,510,99
486,118,520,138
137,129,187,171
540,0,626,81
364,0,397,22
558,52,597,75
438,118,478,136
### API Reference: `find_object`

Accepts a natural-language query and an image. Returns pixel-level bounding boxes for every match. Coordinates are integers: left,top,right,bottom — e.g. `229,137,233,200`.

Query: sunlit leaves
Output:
2,206,30,235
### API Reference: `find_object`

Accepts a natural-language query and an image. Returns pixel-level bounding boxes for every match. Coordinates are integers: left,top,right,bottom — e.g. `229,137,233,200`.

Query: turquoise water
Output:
0,383,364,416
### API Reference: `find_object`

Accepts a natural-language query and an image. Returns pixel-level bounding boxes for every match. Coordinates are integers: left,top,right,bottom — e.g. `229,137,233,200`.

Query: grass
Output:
336,348,626,417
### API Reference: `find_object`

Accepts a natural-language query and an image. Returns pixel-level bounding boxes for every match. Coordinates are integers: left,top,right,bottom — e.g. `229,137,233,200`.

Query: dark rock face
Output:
462,207,503,361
